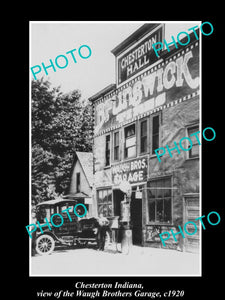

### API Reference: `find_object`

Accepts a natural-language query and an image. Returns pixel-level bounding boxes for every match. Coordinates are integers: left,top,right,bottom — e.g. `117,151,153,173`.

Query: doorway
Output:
113,189,124,217
183,193,200,253
113,187,143,245
130,186,142,245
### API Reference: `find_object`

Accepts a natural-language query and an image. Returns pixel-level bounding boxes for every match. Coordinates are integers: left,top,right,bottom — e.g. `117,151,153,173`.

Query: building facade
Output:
89,24,200,252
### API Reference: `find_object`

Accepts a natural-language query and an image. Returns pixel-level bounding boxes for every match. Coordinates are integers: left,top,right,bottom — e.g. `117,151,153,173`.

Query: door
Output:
183,193,200,253
113,189,124,217
130,187,142,245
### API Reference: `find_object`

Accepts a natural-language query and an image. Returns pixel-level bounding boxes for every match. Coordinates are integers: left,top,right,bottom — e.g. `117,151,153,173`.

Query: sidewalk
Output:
30,244,200,276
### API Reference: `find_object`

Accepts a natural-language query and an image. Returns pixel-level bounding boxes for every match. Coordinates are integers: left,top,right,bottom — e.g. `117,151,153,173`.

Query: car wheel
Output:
35,234,55,255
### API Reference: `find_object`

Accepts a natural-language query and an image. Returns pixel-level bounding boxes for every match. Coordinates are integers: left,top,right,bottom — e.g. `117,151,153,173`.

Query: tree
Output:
31,78,93,205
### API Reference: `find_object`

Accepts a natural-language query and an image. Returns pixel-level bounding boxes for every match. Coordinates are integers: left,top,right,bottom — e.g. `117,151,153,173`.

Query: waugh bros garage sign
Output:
112,156,148,186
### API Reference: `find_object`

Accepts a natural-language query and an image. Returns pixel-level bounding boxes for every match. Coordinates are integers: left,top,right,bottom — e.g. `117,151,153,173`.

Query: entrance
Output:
113,187,142,245
113,189,124,216
183,193,200,253
130,186,142,245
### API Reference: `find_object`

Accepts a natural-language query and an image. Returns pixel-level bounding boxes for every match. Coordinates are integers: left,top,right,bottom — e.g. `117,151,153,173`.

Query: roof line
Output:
111,23,159,56
88,84,116,102
74,151,93,188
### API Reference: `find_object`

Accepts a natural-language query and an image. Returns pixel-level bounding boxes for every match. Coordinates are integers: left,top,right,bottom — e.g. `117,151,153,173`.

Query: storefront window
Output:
124,124,136,158
148,200,155,222
147,177,172,223
97,189,113,217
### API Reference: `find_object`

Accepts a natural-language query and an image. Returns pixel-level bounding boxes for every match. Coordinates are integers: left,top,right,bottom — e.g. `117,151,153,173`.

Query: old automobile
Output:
33,198,109,255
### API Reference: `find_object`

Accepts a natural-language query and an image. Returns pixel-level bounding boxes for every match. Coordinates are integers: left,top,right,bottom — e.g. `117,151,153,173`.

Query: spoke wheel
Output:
35,234,55,255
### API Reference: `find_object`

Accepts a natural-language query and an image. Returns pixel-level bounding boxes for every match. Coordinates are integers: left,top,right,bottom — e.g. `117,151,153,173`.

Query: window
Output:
140,120,148,153
152,115,160,154
97,189,113,217
188,125,199,158
147,177,172,224
114,132,119,161
124,124,136,158
105,134,111,166
76,172,80,192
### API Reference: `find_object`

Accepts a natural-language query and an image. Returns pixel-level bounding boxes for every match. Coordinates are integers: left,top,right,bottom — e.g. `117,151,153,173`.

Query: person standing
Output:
97,213,109,251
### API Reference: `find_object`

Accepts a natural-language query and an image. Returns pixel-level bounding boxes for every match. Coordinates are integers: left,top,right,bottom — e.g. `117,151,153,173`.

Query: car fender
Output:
35,230,60,242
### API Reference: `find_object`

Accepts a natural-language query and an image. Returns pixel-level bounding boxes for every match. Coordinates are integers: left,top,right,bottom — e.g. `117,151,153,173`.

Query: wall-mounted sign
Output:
84,197,92,204
95,44,199,135
117,25,163,84
112,156,148,186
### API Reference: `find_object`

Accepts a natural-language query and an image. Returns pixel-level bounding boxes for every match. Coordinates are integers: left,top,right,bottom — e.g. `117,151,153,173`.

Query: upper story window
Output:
124,124,136,159
138,113,161,156
105,134,111,166
114,131,120,161
140,119,148,154
152,115,160,154
76,172,80,192
187,125,200,158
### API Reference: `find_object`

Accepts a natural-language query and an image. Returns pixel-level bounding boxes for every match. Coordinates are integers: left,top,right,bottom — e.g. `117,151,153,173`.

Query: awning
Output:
36,198,76,207
65,192,90,199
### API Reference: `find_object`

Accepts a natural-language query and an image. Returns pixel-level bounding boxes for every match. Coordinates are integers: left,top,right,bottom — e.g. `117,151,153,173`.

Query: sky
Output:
30,21,200,101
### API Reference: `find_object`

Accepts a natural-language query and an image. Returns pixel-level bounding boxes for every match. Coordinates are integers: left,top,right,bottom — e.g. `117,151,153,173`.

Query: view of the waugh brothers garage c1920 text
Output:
29,21,206,277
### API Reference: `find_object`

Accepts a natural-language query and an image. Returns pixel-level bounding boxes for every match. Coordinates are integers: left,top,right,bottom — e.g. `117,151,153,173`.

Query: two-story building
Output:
89,23,200,253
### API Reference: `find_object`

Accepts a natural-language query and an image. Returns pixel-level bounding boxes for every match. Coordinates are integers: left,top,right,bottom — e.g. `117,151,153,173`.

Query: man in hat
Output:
97,213,109,251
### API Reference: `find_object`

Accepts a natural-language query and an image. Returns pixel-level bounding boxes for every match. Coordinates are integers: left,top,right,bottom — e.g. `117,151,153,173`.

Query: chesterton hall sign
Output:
117,25,163,84
94,42,199,135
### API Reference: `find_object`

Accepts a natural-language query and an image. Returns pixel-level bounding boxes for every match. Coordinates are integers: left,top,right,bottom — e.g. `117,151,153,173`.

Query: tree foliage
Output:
31,78,93,205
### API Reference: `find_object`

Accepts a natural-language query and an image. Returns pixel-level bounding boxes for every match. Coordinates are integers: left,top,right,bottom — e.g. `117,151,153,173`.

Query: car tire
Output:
35,234,55,255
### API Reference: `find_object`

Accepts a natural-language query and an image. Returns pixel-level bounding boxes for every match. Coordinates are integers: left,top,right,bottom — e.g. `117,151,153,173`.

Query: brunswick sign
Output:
95,43,199,135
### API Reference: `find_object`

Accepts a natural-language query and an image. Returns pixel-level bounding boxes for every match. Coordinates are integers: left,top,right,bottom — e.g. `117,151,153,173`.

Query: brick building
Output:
89,23,200,253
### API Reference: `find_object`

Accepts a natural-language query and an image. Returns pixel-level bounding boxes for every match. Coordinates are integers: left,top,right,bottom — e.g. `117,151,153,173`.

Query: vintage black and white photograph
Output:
29,21,202,277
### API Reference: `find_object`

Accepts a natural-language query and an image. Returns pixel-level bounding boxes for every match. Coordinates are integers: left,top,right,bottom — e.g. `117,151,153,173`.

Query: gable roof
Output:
75,151,93,187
